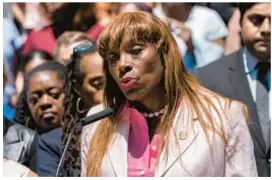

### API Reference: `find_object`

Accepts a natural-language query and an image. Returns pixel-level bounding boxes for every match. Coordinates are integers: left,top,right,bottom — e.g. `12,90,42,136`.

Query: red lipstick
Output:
120,77,138,89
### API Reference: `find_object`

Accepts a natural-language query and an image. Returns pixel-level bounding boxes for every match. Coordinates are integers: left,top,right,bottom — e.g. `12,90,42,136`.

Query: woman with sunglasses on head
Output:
80,12,257,177
36,41,105,176
68,40,104,108
60,40,105,176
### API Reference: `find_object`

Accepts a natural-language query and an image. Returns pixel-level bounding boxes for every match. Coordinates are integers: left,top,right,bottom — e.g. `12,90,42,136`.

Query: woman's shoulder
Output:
198,88,248,125
200,88,246,111
206,90,248,129
82,104,106,144
38,127,62,149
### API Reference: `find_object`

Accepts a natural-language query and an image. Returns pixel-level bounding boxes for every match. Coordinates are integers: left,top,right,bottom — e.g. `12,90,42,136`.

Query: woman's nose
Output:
39,95,52,110
118,54,132,77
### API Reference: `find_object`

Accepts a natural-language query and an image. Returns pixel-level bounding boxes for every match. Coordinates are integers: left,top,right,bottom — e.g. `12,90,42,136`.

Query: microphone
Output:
56,105,113,177
80,107,114,127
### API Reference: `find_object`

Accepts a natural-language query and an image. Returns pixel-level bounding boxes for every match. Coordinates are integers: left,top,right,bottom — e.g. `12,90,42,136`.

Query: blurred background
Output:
3,2,243,122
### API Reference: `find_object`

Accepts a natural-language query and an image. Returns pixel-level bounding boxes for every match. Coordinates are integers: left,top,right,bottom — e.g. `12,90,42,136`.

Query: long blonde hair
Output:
86,12,248,176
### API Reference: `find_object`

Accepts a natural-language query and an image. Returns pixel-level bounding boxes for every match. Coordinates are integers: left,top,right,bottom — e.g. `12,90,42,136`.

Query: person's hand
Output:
27,170,38,177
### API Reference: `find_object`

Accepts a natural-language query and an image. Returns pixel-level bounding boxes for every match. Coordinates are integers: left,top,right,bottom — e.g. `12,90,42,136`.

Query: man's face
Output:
241,3,271,60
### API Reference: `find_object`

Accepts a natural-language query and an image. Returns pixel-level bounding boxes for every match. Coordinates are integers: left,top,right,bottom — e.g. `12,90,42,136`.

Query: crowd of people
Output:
3,2,271,177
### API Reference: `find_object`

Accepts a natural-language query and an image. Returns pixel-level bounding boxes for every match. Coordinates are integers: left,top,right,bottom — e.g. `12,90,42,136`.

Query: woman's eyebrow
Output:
121,39,145,50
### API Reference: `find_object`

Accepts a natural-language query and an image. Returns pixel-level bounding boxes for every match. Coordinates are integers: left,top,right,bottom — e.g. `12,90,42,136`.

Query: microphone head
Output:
87,103,105,116
80,104,114,127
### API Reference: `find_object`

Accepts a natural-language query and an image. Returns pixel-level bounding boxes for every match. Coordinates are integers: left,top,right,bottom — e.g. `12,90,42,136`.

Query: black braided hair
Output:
62,40,98,175
15,61,70,134
14,89,36,129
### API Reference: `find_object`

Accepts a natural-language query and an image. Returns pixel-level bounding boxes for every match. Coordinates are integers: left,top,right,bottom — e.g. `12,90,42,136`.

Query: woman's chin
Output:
123,93,143,102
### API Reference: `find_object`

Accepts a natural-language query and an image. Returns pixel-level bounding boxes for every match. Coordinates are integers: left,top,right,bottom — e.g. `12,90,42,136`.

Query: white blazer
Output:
81,95,257,177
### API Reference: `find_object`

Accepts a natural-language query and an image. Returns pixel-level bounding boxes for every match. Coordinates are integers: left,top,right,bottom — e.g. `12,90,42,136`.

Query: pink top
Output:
87,23,104,40
23,26,56,56
127,108,161,177
23,24,104,56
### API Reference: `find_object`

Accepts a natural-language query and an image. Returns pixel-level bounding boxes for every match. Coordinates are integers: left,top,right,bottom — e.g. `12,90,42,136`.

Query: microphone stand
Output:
55,107,113,177
55,123,80,177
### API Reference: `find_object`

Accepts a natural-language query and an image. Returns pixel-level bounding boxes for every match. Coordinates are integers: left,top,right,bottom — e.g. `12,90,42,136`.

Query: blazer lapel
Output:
156,101,199,177
227,50,266,152
107,112,130,176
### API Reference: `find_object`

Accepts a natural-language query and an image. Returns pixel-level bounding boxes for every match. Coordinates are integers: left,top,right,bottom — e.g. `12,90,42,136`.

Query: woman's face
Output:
79,52,104,107
27,71,65,131
107,41,164,102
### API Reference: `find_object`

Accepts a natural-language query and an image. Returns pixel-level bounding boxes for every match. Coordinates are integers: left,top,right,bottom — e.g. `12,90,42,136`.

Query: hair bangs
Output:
98,12,165,60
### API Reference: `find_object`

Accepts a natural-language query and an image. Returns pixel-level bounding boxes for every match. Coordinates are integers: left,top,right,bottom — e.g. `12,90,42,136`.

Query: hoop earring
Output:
73,87,81,96
24,117,30,128
76,97,86,114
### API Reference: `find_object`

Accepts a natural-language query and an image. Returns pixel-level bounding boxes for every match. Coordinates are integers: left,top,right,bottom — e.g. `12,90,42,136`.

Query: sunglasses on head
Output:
73,40,96,56
67,40,96,72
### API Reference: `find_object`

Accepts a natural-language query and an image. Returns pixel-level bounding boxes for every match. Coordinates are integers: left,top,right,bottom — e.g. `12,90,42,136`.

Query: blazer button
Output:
179,131,187,140
139,170,145,176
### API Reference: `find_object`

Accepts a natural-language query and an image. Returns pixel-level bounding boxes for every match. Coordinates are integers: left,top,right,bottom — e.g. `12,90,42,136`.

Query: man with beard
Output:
195,3,271,177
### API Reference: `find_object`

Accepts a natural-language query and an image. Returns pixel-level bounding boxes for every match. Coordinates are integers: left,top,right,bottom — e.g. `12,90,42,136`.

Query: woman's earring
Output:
24,117,30,128
76,97,86,114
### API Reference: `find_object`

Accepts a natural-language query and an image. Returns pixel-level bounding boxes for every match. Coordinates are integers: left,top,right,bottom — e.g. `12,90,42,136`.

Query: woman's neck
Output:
137,90,166,113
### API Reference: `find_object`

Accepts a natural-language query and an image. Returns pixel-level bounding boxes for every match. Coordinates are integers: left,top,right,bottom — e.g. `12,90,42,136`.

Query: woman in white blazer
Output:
80,11,257,177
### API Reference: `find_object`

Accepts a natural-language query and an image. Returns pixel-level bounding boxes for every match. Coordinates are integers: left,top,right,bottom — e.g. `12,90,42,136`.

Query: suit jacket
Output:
81,94,257,177
3,118,37,171
194,49,271,176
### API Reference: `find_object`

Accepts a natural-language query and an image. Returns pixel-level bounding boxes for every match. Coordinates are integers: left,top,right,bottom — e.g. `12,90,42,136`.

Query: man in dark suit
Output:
195,3,270,177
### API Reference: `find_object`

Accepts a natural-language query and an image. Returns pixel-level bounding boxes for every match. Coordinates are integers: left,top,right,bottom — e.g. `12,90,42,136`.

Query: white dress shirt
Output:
243,47,271,118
